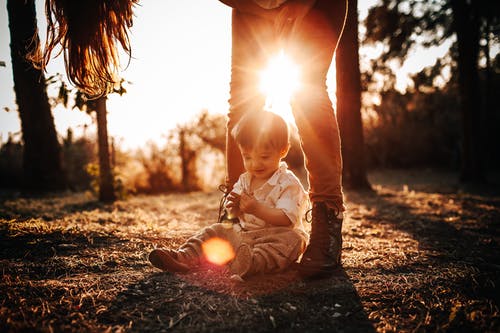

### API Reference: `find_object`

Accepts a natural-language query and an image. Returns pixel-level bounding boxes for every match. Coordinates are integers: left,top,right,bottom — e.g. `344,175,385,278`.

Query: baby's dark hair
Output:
231,111,289,152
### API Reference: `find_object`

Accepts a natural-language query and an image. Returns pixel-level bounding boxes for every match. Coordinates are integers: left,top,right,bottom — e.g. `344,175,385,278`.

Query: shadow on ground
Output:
99,266,375,332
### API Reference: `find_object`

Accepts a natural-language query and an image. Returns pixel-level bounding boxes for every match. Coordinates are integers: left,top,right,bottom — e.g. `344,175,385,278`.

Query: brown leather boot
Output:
148,249,190,273
297,202,343,279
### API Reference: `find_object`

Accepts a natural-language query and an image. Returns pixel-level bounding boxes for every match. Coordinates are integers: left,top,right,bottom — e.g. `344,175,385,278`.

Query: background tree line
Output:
362,0,500,182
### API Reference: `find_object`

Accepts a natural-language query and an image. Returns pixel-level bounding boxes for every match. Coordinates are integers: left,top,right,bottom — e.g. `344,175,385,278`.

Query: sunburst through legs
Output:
259,50,301,123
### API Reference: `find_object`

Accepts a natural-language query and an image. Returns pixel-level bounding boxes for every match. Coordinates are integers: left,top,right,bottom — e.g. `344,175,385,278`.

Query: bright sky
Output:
0,0,449,150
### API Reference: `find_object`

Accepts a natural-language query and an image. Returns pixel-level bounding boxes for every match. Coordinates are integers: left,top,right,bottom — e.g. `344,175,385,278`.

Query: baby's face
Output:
239,145,282,181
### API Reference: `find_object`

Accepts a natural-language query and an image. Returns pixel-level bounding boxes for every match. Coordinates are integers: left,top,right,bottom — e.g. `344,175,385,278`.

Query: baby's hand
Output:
239,192,259,215
226,191,240,208
225,191,241,217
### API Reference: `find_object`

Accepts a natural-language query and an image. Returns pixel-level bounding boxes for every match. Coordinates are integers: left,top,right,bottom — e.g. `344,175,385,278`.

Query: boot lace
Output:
217,184,239,224
305,202,341,224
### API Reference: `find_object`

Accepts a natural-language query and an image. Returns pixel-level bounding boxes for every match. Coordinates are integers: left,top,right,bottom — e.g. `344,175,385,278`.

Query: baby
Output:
149,110,309,279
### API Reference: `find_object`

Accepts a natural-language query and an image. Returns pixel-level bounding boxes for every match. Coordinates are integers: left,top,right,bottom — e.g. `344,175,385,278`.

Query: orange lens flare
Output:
201,237,235,266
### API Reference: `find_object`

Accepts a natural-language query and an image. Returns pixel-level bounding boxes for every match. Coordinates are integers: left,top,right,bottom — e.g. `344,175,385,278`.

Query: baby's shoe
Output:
228,243,252,279
149,249,190,273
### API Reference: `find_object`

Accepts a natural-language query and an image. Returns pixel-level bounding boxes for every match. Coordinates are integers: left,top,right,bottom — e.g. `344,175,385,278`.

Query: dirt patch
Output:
1,169,499,332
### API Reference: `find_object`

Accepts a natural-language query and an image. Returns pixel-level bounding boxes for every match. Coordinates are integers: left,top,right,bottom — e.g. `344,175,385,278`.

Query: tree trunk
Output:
7,0,66,191
96,96,116,202
483,8,494,174
179,128,189,191
336,0,371,190
451,0,484,182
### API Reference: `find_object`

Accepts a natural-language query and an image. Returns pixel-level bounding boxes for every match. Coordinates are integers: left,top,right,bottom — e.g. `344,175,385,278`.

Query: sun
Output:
259,50,301,123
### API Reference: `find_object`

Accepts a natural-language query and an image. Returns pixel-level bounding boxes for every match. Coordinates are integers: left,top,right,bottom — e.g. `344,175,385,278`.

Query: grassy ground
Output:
1,169,499,332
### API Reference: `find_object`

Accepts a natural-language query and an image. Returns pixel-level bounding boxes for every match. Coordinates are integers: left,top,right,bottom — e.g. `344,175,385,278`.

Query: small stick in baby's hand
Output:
225,191,241,219
226,191,240,208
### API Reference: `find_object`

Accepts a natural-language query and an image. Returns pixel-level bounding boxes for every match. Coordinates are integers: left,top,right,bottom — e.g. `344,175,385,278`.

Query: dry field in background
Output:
1,169,499,332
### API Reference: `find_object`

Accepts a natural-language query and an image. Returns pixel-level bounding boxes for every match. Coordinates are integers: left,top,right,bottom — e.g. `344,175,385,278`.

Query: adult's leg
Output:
288,0,348,278
289,0,346,207
226,9,276,189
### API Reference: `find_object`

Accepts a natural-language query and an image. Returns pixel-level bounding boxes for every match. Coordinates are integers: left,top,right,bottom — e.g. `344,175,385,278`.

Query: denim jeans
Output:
226,0,347,210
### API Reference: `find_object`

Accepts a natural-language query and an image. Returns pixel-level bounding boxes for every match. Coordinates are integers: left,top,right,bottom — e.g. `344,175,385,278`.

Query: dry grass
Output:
1,169,499,332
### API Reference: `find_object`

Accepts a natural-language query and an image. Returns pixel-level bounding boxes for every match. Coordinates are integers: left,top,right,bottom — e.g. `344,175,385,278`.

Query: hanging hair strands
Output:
32,0,138,97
